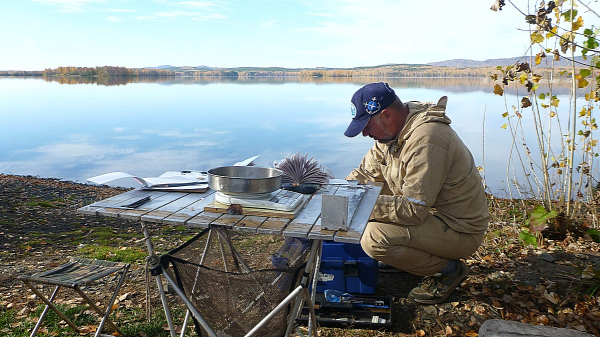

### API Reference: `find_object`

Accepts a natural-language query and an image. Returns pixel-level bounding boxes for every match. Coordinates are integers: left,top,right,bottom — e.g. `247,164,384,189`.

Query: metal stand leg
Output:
307,240,322,337
245,285,306,337
141,222,177,337
179,311,191,337
284,240,321,337
27,285,68,337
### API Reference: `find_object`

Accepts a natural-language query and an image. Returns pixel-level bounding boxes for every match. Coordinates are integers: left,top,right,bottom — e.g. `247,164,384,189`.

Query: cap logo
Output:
364,97,381,115
350,103,357,118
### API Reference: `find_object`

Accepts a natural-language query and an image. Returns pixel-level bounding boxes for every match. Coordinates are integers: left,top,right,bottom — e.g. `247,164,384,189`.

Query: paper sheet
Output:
87,171,207,188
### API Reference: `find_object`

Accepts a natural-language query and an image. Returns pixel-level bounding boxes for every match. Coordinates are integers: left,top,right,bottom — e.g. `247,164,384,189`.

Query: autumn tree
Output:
490,1,600,223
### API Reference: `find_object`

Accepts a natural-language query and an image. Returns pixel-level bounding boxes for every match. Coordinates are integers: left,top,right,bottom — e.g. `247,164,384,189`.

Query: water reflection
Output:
39,75,575,96
0,76,591,196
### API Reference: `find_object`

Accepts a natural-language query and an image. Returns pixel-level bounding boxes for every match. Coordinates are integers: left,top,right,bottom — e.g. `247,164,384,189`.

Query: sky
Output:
1,0,531,71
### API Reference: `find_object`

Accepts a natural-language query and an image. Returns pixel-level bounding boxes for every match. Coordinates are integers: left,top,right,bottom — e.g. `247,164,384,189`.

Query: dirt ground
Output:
1,174,600,336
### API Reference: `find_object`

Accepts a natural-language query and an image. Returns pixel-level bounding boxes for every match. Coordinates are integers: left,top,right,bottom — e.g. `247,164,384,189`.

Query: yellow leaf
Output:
535,54,543,65
531,32,545,43
502,112,508,118
550,111,556,117
501,123,508,129
572,16,584,31
578,78,589,88
519,73,528,84
546,26,558,38
494,84,504,96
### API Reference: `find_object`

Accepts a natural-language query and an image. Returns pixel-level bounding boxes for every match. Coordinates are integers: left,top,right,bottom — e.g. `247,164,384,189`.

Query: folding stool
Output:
18,257,130,337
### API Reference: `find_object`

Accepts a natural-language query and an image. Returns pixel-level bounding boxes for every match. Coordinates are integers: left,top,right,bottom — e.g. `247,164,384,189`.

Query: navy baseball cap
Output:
344,82,396,137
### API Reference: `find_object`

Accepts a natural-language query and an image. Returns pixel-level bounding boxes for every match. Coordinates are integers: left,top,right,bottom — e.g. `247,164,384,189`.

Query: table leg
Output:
307,240,322,337
141,221,177,337
284,239,320,337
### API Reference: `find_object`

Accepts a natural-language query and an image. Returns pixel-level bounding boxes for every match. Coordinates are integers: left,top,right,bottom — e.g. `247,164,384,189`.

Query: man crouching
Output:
344,82,489,304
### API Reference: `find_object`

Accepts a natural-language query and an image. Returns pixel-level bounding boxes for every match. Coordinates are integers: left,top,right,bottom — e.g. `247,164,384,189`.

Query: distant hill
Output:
2,56,589,78
144,65,175,69
140,56,590,72
428,56,588,68
144,65,213,70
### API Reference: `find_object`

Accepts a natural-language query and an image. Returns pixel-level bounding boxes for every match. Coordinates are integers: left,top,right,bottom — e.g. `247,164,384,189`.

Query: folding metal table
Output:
77,183,382,337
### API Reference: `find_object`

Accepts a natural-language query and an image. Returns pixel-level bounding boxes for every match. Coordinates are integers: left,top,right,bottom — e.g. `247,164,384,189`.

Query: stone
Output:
539,253,556,263
479,319,594,337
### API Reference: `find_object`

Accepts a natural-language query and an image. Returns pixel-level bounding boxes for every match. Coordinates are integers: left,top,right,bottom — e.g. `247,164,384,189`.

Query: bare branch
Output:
577,0,600,19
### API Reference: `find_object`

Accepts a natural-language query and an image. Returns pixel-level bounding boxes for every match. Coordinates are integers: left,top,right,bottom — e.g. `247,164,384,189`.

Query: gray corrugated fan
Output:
274,152,332,186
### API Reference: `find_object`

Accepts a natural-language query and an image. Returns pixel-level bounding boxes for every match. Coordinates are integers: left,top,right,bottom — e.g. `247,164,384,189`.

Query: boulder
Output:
479,319,594,337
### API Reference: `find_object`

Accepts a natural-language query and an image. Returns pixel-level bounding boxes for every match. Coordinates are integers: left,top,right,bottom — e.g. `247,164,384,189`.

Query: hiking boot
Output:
408,260,470,304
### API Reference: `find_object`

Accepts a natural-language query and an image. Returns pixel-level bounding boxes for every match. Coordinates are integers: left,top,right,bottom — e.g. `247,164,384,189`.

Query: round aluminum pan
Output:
207,166,283,195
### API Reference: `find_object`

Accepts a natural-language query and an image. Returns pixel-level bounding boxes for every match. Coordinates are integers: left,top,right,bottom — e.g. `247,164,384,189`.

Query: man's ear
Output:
380,109,392,119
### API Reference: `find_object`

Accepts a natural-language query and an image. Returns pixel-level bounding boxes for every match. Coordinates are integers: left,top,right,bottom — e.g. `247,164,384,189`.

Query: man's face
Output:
361,113,396,143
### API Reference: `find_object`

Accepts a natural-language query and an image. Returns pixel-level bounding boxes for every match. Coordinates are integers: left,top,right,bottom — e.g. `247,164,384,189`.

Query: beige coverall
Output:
346,97,489,276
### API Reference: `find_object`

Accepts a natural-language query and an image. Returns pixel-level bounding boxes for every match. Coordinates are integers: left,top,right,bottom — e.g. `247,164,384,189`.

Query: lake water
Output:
0,76,582,195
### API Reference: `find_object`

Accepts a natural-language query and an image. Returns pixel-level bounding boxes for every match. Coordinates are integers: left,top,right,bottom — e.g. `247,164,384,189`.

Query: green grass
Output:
26,231,48,237
86,227,139,245
0,304,190,337
21,201,57,208
77,245,147,263
17,239,46,250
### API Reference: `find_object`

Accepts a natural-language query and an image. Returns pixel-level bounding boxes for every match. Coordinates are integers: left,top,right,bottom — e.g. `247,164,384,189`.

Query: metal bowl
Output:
207,166,283,195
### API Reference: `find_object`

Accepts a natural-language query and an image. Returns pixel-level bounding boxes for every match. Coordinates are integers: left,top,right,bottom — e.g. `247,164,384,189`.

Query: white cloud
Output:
31,0,104,13
0,137,226,184
106,16,122,22
112,135,142,140
140,128,229,139
175,1,219,10
304,12,332,18
137,10,227,21
106,8,136,13
191,13,227,21
137,10,201,19
260,19,276,28
291,0,527,65
134,0,227,21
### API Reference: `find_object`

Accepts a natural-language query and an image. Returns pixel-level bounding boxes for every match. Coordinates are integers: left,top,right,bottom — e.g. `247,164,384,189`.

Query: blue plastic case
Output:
316,241,379,294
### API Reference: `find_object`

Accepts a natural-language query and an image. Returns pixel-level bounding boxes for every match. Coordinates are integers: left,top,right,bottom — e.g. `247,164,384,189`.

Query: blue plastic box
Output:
316,241,379,294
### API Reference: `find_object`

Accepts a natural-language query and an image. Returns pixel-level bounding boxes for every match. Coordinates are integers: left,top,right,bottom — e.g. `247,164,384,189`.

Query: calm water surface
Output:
0,76,579,194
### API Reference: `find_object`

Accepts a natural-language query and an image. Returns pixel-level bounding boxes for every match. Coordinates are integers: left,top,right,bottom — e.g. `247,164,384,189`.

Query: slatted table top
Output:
77,184,382,244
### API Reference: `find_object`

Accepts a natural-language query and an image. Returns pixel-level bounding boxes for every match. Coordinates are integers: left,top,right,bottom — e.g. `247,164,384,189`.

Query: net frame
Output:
159,228,311,337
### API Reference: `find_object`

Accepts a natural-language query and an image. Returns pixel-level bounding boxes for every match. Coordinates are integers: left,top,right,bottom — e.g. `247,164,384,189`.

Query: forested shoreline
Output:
0,63,574,79
0,64,491,78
